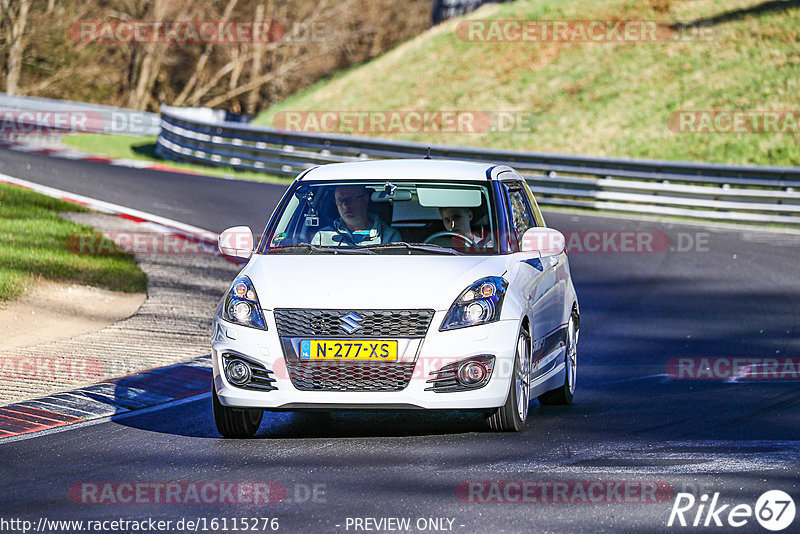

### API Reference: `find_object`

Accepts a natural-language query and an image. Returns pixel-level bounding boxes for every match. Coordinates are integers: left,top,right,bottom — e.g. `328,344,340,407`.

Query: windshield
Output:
261,180,498,255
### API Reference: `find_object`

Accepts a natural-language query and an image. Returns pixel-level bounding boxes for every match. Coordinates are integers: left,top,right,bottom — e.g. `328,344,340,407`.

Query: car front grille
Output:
286,361,415,392
274,309,434,338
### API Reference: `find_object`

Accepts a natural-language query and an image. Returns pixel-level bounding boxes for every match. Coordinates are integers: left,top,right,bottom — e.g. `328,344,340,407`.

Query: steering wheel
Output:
424,231,477,248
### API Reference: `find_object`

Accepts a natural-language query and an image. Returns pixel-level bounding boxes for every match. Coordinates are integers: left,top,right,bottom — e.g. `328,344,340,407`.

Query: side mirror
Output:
520,227,565,257
218,226,253,259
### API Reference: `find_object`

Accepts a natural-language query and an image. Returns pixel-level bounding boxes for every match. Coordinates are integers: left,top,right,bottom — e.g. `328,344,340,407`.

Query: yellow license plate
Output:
299,340,398,361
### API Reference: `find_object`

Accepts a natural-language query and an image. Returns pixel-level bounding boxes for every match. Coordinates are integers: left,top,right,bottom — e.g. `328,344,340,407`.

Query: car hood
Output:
242,254,510,311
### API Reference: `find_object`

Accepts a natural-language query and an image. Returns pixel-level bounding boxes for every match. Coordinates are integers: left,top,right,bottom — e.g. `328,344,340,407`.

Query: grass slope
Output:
0,184,147,301
255,0,800,166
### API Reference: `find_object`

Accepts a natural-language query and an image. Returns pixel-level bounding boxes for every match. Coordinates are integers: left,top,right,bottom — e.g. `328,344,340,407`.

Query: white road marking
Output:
0,173,218,243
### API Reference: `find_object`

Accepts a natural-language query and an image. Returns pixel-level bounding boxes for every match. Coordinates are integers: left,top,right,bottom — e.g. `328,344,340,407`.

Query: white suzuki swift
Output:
211,159,579,437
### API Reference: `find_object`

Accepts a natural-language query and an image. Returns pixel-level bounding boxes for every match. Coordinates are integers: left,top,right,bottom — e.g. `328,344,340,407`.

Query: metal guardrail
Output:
157,105,800,225
0,93,160,136
431,0,512,25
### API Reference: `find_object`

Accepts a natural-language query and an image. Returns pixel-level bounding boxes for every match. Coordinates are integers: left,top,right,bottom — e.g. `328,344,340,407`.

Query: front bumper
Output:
211,309,519,410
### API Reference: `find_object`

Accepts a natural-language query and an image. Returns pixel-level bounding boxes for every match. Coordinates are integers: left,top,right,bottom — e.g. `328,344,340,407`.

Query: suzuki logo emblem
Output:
340,312,364,334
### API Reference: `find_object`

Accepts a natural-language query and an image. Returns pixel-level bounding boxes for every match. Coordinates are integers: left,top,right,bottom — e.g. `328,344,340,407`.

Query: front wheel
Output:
212,388,262,438
538,315,578,406
486,327,530,432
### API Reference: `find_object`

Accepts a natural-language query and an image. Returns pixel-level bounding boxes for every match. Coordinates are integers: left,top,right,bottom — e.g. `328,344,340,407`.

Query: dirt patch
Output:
0,280,146,350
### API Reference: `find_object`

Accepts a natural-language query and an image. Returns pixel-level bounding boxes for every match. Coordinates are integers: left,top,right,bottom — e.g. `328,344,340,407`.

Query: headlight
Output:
223,276,267,330
440,277,508,331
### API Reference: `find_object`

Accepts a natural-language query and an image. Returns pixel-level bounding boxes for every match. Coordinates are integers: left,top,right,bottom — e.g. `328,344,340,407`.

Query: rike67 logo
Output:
668,490,796,531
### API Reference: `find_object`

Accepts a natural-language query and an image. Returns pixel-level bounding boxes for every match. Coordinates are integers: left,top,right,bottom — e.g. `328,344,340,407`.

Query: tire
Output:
486,327,530,432
212,388,263,438
538,314,578,406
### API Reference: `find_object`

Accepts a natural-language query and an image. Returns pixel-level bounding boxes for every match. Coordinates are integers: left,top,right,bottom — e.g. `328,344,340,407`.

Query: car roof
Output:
297,159,516,182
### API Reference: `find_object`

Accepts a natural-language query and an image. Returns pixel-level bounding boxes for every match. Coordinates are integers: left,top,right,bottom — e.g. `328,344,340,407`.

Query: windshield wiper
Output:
361,242,463,255
268,244,376,254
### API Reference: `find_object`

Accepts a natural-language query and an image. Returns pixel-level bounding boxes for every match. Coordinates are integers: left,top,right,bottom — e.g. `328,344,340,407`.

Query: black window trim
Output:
501,179,537,251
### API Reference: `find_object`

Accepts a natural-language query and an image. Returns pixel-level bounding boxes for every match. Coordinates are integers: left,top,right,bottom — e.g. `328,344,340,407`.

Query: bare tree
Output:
246,1,271,115
227,46,245,114
1,0,32,95
6,0,431,113
173,0,239,106
202,54,310,108
126,0,168,109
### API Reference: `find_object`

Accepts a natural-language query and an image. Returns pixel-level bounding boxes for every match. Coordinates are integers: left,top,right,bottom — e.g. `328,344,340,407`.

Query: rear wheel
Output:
486,327,530,432
212,388,262,438
538,314,578,406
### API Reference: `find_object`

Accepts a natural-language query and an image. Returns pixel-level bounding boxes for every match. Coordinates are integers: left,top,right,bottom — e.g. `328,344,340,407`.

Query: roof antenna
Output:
424,147,432,159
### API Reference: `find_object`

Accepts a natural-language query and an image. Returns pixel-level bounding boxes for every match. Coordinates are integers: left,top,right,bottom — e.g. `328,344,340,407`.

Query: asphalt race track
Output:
1,146,799,533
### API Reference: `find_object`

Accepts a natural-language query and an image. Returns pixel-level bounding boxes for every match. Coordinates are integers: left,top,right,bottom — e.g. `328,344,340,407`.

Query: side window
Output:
521,181,546,227
505,185,535,247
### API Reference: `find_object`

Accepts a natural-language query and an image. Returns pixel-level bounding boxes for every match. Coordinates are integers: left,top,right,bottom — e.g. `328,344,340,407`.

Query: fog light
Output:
226,359,252,386
457,361,488,385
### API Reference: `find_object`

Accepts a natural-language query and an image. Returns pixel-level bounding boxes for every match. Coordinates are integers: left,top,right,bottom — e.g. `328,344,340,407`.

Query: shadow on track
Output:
110,393,494,440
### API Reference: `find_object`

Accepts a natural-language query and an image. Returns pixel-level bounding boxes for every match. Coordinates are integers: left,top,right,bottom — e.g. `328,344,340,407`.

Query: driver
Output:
311,185,401,246
437,207,492,249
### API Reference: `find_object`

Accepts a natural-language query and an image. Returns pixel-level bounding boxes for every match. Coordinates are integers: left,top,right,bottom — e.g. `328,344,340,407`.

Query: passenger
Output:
438,206,492,249
311,185,401,246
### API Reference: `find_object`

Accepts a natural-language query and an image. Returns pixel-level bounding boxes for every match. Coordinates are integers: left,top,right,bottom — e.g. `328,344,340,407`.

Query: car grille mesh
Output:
286,361,415,392
274,309,434,338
